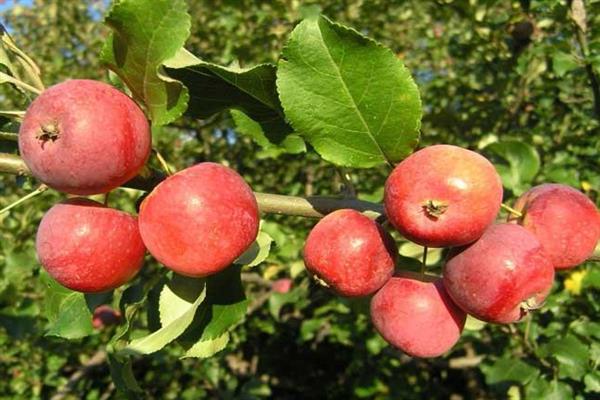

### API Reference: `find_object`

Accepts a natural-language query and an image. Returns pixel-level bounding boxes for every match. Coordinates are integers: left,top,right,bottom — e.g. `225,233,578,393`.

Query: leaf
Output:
164,49,294,145
269,288,303,320
398,242,442,266
525,379,573,400
41,272,93,340
158,274,205,326
107,352,143,396
179,266,247,357
123,276,206,355
537,335,590,380
484,140,540,195
100,0,191,126
235,230,274,267
482,357,539,386
231,109,306,156
585,371,600,393
182,332,230,359
552,51,580,77
277,15,422,168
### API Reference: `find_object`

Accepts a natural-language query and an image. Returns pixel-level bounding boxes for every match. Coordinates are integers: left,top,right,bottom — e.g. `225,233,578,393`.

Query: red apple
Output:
509,184,600,269
19,79,151,195
370,274,466,358
272,278,293,294
443,223,554,323
92,305,122,329
384,144,503,247
36,198,146,293
303,209,396,297
139,162,259,277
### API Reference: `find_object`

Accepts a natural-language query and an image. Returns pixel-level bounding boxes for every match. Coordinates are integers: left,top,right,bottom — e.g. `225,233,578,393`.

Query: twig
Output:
501,203,523,218
0,184,48,215
51,351,107,400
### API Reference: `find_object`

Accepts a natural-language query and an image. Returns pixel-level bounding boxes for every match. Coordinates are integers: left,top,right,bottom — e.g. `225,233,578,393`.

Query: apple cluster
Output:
17,80,600,359
19,80,260,293
304,144,600,358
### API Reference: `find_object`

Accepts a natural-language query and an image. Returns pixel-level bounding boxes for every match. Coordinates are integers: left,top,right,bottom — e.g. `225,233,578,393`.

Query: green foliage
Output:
277,15,422,167
101,0,191,125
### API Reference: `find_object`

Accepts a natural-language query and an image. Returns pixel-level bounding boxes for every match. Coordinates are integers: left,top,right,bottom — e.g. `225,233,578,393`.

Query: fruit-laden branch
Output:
0,152,383,219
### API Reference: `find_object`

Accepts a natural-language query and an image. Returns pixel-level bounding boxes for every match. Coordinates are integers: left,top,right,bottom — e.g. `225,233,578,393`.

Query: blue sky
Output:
0,0,33,12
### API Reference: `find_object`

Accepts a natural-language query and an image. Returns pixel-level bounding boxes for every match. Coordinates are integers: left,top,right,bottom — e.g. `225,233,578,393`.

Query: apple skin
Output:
384,144,503,248
443,223,555,324
36,198,146,293
303,209,396,297
509,184,600,270
19,80,151,195
370,275,466,358
139,162,259,277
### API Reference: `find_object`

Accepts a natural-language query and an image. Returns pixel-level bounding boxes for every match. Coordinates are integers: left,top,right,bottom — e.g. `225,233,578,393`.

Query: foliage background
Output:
0,0,599,398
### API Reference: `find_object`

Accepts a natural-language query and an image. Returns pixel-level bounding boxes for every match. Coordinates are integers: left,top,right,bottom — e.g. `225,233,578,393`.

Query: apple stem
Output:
421,246,429,276
501,203,523,218
103,192,110,206
0,184,48,215
153,148,174,176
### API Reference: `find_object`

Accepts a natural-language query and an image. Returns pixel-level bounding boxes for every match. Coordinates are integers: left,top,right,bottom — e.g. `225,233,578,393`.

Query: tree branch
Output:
0,152,383,219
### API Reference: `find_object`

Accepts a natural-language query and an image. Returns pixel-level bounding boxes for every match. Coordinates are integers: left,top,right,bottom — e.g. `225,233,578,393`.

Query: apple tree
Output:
0,0,599,399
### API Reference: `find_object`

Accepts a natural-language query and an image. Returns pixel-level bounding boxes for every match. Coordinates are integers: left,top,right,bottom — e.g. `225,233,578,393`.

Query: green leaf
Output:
525,379,573,400
583,268,600,289
398,242,442,266
552,51,580,77
269,287,303,320
585,371,600,393
100,0,191,126
182,332,229,359
537,335,590,380
482,357,539,385
231,109,306,156
41,272,93,340
484,140,540,195
123,275,206,355
235,230,274,267
165,49,293,143
277,15,421,168
107,352,143,396
179,266,247,355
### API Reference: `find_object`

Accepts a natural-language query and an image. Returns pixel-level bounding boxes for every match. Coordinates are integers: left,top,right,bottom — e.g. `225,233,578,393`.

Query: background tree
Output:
0,0,599,398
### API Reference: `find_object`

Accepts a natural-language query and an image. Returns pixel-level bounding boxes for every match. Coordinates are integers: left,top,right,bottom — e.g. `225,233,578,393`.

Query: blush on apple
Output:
384,144,503,248
36,198,146,293
370,273,466,358
443,223,555,324
509,183,600,270
139,162,260,277
19,80,151,195
303,209,396,297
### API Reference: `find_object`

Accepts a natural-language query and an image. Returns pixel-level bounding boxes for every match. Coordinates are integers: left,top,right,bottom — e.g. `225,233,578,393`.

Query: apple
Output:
92,305,122,329
370,274,466,358
509,183,600,269
36,198,146,293
443,223,554,323
303,209,396,297
19,79,151,195
384,144,503,247
138,162,259,277
272,278,293,294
